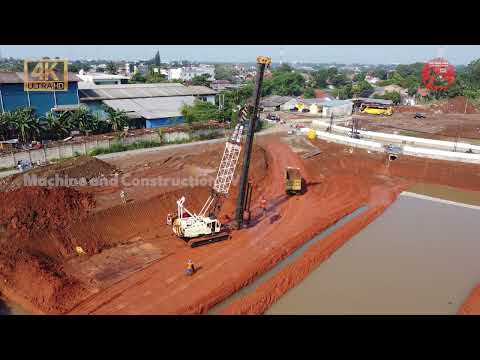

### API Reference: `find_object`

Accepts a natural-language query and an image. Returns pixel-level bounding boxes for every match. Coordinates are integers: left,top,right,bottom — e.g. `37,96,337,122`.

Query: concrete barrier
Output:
314,130,383,151
312,120,480,153
307,126,480,164
0,128,227,169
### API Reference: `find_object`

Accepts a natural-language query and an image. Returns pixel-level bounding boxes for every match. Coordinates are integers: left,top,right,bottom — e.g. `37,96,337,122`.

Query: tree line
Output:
0,105,128,143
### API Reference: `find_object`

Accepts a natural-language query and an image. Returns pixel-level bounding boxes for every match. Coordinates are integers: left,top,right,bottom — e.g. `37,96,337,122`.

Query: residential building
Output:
78,82,216,128
167,65,215,81
259,95,295,112
294,98,353,117
77,70,130,85
0,72,81,116
365,75,381,85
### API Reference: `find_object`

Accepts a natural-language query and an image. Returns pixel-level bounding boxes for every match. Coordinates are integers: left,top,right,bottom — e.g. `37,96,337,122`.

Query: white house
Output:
77,69,129,85
167,65,215,81
365,75,381,85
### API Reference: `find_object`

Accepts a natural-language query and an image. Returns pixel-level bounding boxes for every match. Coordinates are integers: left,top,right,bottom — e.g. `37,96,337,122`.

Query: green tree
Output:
354,72,367,82
274,63,294,73
352,80,373,97
106,62,118,75
0,111,13,141
312,69,329,88
330,73,347,87
303,87,316,98
214,64,235,82
104,106,128,132
190,74,212,87
41,112,69,140
146,71,166,83
154,51,161,67
327,67,338,78
270,71,305,96
181,101,225,123
378,91,401,105
68,106,95,134
333,84,352,100
11,107,40,143
130,72,147,83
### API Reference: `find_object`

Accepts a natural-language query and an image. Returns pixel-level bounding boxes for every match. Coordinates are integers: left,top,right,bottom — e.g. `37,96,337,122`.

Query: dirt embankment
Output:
0,187,96,313
0,156,118,192
395,97,477,114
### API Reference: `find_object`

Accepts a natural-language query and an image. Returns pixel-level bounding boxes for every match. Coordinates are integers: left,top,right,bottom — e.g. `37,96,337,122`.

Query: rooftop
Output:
78,83,216,101
78,72,130,80
352,97,393,106
103,96,196,120
260,95,295,107
0,72,80,84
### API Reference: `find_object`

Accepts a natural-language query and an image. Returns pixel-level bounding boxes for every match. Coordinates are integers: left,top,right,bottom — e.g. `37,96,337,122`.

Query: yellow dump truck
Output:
361,105,393,116
285,167,302,195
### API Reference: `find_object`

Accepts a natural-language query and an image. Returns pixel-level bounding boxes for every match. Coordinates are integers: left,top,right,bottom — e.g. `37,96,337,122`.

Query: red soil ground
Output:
69,136,480,315
0,187,96,313
2,133,480,314
458,285,480,314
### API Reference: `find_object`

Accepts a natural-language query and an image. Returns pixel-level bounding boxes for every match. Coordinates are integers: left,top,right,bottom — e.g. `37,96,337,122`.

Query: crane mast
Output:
172,56,271,247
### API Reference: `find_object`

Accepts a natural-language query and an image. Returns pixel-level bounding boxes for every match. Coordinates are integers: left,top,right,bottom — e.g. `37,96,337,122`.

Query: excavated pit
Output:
2,134,480,314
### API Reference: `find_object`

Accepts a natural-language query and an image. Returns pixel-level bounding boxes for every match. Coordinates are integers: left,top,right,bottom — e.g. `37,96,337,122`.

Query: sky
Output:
1,45,480,65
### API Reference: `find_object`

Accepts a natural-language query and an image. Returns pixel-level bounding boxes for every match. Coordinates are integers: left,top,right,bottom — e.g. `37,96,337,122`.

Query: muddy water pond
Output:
267,193,480,315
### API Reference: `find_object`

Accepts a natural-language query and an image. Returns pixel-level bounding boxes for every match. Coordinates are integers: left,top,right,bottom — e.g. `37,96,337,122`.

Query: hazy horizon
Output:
1,45,480,65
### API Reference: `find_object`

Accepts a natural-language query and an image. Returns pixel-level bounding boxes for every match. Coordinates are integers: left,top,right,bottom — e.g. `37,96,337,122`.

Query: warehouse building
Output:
78,82,216,128
260,95,295,112
0,72,81,116
293,98,353,117
319,99,354,117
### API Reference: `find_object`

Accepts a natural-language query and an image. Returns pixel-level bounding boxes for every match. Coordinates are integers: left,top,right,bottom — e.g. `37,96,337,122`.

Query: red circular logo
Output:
422,58,456,90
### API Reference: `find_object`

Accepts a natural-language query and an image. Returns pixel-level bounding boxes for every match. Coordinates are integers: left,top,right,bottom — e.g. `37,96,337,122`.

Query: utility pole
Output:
235,56,271,228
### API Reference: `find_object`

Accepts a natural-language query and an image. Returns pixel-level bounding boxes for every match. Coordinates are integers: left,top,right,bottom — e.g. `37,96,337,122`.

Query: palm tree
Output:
11,107,40,143
103,105,128,132
68,106,94,135
89,112,108,134
0,111,14,141
41,111,68,140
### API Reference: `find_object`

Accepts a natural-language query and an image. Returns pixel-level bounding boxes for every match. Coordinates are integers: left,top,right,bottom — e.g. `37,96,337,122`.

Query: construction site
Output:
2,57,480,315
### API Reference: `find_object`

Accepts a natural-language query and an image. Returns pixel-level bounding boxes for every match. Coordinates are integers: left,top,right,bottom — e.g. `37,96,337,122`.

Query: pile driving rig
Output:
171,56,271,247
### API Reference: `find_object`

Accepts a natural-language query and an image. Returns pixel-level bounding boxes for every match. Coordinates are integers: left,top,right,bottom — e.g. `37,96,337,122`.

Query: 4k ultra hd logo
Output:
24,59,68,91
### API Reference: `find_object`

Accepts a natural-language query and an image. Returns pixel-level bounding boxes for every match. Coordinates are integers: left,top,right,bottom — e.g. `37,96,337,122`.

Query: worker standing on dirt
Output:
185,259,195,276
120,190,128,204
260,197,267,217
167,213,173,225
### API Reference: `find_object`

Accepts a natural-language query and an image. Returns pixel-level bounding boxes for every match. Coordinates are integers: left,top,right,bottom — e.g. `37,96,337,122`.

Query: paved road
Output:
0,169,19,179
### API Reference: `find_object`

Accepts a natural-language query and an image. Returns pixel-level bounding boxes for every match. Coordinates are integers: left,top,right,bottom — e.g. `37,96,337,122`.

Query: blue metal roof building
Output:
0,72,80,116
78,83,217,128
